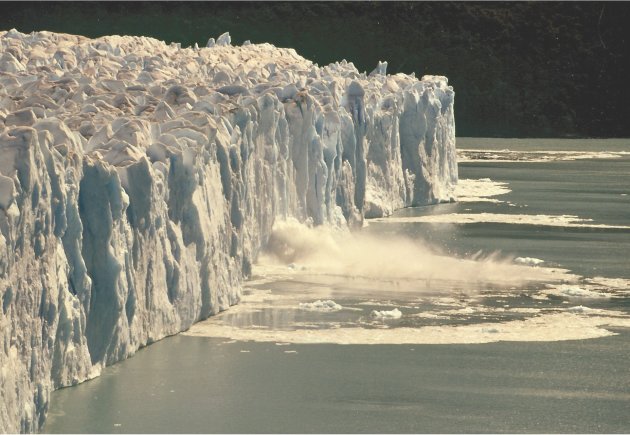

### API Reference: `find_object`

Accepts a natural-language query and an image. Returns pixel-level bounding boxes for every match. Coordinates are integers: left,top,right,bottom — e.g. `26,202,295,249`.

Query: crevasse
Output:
0,30,457,433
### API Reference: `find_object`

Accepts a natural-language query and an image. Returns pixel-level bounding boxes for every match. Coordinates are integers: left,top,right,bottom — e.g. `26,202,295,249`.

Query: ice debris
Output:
298,300,343,311
371,308,403,319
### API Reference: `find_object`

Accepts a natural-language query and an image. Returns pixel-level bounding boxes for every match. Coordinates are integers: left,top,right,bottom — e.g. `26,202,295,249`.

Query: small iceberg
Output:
371,308,402,319
567,305,593,313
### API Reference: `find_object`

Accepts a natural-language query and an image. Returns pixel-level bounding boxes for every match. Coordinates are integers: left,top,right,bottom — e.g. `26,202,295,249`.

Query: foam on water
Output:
373,213,630,229
184,306,630,344
586,276,630,290
458,149,630,163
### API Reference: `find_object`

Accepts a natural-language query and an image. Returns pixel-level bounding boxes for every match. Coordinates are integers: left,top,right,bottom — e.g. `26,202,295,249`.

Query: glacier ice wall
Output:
0,29,457,432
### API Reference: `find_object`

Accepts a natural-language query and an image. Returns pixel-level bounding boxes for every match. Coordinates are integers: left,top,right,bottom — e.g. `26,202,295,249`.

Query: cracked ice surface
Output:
0,29,457,432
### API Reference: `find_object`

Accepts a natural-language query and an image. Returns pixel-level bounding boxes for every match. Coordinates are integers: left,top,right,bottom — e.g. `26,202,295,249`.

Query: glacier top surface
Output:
0,29,451,169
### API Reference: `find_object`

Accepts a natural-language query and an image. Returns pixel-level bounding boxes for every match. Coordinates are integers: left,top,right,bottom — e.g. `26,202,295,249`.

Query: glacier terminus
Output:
0,29,457,433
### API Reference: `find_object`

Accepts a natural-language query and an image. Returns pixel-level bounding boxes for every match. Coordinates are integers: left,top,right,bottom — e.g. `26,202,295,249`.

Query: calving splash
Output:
186,143,630,346
184,219,630,345
258,219,574,291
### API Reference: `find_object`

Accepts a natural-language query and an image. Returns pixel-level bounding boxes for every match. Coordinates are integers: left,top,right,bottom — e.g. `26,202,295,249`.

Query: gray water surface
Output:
45,334,630,433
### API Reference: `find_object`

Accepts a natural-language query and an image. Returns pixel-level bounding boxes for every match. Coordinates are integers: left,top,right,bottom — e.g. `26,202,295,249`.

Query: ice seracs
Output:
0,29,457,432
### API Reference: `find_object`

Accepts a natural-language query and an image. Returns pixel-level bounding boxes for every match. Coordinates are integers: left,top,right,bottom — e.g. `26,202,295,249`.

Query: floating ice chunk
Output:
514,257,545,266
371,308,402,319
554,285,609,299
298,300,342,311
567,305,593,313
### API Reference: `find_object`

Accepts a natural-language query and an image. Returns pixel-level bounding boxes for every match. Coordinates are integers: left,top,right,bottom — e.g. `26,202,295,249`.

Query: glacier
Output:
0,29,457,433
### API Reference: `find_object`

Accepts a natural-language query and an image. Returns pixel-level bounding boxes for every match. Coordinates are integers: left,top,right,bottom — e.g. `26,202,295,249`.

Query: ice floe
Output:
455,178,511,203
299,300,343,311
458,149,630,163
373,213,630,229
184,311,630,345
370,308,403,319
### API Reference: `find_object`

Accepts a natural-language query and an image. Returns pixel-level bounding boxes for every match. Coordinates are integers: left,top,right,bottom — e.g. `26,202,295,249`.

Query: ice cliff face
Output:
0,29,457,432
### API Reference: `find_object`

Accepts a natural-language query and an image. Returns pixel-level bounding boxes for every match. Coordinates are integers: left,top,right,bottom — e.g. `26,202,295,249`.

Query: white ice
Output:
455,178,511,203
374,213,630,229
298,300,343,311
257,219,576,290
458,149,630,163
514,257,545,266
185,309,630,345
545,284,611,299
370,308,403,319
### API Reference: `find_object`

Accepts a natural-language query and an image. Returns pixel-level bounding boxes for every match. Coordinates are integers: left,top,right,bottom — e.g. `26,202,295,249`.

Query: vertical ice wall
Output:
0,29,457,432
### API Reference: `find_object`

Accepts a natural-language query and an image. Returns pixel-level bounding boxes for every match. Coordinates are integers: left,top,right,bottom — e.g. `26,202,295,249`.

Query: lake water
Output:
44,138,630,433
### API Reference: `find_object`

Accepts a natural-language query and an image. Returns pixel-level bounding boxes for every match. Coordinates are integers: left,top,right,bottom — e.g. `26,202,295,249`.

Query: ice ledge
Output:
0,30,457,432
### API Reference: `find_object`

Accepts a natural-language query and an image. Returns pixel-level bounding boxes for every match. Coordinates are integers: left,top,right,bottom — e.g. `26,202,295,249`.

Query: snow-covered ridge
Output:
0,29,457,432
